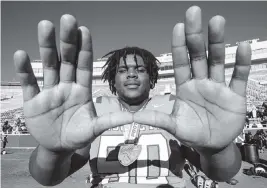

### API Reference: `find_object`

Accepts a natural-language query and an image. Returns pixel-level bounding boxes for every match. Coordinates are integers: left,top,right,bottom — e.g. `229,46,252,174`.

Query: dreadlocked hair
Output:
101,46,160,95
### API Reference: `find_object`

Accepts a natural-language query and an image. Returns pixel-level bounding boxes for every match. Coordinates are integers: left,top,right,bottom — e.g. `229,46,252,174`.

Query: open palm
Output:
14,15,132,152
173,79,247,149
135,6,251,150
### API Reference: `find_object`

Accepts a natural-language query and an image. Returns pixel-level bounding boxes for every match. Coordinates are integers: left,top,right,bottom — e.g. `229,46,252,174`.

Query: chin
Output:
125,92,149,103
125,93,143,101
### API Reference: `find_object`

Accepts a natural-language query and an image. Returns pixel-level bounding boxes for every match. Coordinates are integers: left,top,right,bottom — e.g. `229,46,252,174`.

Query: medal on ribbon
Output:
118,99,150,166
118,122,142,166
118,144,142,166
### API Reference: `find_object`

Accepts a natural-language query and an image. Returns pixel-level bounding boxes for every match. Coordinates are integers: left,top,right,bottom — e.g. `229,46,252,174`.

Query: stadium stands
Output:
1,39,267,137
1,108,24,125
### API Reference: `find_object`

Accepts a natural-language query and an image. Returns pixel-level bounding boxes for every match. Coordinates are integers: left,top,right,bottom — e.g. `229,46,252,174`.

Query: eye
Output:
118,68,127,73
137,67,147,73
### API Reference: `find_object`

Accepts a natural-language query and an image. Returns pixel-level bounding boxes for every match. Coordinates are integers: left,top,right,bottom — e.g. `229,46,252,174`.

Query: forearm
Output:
29,145,74,186
199,142,242,182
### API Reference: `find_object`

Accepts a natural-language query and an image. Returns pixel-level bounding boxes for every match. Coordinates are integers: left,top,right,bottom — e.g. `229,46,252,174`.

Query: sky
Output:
1,1,267,82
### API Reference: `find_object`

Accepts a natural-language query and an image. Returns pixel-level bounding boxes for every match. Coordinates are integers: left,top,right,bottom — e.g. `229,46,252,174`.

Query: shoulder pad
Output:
94,96,120,116
146,94,175,113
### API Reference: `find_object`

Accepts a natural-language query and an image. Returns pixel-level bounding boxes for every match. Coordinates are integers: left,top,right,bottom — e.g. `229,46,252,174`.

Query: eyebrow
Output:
118,65,127,68
118,65,146,68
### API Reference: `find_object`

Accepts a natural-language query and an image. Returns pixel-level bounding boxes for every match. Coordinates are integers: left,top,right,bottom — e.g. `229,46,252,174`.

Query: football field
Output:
1,148,267,188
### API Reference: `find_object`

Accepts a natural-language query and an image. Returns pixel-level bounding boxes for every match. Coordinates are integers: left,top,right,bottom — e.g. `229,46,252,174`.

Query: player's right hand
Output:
14,15,133,152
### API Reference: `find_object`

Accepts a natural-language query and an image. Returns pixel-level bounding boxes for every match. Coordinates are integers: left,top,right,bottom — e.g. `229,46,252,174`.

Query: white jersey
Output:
89,95,188,188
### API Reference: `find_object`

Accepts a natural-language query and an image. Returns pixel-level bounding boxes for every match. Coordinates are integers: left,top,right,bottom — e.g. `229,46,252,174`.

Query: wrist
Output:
36,145,74,169
197,143,242,181
196,145,229,158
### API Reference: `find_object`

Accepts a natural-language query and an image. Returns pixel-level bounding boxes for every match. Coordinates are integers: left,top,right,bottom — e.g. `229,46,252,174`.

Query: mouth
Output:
125,82,140,89
126,85,139,89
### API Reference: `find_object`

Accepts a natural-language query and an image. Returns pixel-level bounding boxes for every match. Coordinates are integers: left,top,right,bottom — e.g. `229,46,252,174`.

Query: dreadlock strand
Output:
133,50,138,66
123,50,127,67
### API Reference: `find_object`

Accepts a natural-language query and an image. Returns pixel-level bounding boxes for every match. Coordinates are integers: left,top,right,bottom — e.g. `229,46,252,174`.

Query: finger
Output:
229,42,251,96
172,23,191,87
208,16,226,83
185,6,208,79
38,20,60,89
93,112,134,137
76,26,93,90
134,108,208,145
133,110,177,135
14,50,40,101
59,14,78,83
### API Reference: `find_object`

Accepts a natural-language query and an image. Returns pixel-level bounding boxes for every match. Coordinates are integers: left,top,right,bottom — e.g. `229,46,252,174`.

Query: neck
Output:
119,97,149,112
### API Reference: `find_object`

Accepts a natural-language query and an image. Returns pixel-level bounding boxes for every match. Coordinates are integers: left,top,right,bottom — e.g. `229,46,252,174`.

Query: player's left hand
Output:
134,6,251,152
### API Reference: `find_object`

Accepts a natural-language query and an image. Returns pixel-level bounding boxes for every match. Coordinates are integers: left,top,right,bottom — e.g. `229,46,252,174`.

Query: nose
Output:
127,68,138,79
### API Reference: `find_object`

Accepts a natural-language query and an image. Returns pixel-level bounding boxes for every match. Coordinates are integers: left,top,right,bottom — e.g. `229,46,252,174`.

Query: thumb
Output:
93,111,134,137
133,110,177,135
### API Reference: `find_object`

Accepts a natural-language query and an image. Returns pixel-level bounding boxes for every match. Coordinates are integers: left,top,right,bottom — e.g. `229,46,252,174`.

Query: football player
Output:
14,6,251,188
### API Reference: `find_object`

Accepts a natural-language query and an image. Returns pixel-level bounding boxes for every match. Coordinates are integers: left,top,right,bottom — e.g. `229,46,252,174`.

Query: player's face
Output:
114,55,150,104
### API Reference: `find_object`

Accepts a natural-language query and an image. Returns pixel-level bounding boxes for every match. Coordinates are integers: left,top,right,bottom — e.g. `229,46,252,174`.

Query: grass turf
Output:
1,148,267,188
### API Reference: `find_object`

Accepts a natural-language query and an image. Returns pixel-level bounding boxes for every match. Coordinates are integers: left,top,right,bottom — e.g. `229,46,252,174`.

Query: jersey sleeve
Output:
147,94,175,114
94,96,121,116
